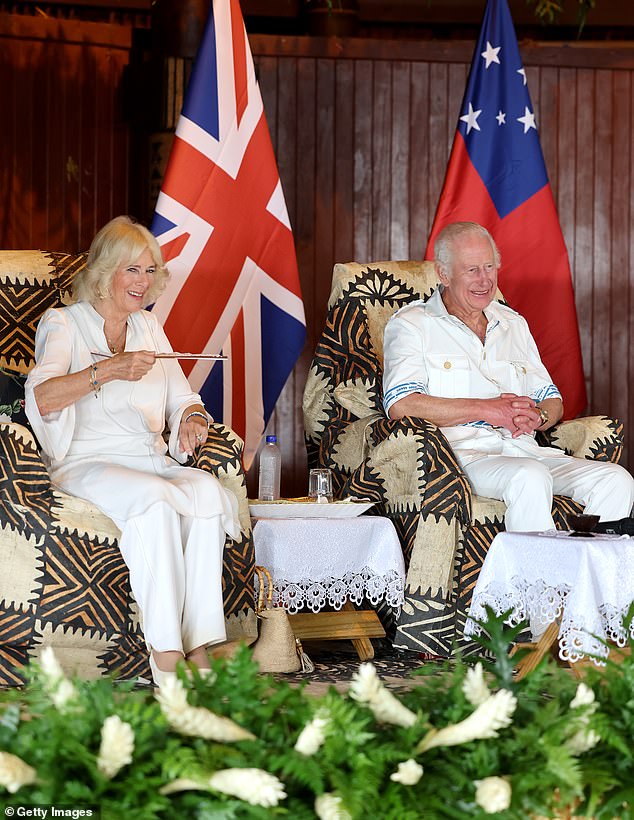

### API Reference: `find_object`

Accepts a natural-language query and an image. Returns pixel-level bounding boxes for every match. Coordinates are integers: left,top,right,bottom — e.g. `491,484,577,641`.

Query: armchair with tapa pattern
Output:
0,251,256,684
303,260,624,657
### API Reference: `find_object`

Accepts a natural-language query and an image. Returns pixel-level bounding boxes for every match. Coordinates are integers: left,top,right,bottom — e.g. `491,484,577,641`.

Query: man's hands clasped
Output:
489,393,543,438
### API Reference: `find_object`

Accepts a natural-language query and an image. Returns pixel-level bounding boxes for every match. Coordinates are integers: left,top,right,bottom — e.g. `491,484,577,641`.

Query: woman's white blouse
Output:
24,302,238,536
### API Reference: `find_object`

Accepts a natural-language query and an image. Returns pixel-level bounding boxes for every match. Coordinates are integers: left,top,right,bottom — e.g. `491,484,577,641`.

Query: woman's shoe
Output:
149,654,177,688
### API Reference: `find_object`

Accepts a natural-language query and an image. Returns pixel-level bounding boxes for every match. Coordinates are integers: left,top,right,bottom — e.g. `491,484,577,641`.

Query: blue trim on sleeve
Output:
532,384,562,403
383,381,428,413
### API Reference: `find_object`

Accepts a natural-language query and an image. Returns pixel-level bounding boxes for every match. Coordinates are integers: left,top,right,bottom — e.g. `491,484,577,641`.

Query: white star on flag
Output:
517,68,527,85
517,106,536,133
481,40,501,68
496,110,506,125
460,102,482,134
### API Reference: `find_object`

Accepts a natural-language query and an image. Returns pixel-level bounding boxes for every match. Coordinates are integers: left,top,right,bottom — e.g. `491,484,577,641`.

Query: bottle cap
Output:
266,435,277,443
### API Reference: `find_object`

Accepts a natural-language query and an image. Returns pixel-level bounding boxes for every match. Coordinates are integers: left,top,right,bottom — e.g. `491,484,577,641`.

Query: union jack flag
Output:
152,0,305,468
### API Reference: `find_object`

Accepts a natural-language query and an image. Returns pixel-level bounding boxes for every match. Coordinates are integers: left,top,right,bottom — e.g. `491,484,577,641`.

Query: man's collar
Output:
427,285,509,330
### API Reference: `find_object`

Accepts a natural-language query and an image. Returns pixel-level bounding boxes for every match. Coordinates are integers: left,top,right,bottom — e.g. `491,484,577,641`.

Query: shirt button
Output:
444,361,452,369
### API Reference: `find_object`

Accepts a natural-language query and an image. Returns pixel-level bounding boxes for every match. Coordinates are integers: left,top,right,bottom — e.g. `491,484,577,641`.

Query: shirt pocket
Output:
427,353,471,398
504,359,530,395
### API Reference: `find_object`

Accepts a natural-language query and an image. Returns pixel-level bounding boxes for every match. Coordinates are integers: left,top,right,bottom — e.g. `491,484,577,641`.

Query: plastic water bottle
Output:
258,435,281,501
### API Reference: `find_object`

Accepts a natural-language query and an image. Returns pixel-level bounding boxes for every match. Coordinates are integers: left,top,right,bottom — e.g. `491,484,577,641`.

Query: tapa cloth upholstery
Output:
0,250,256,684
303,260,624,657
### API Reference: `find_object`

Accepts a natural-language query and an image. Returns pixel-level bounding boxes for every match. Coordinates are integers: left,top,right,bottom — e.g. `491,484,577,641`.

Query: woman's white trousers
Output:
118,501,226,654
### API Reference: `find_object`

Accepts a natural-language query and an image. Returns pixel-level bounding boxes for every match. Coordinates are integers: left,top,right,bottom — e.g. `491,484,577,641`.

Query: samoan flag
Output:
151,0,305,467
426,0,586,418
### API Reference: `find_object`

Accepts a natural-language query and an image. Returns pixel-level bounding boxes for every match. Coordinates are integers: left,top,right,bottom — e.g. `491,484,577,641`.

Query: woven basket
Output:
251,566,302,673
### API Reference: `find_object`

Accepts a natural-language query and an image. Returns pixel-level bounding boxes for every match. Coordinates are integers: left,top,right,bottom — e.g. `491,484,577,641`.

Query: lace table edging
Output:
260,567,405,614
465,579,634,666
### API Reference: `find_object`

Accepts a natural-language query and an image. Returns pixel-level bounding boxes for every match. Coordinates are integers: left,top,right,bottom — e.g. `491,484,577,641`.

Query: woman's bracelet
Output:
89,364,100,397
184,410,210,426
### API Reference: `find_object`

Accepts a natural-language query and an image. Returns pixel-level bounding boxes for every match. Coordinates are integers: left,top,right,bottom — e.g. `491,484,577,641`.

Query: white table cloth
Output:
465,530,634,664
252,517,405,614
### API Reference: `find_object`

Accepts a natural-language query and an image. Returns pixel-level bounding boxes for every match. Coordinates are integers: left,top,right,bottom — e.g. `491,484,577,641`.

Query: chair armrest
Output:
323,414,471,526
192,421,252,537
0,422,55,532
537,416,625,463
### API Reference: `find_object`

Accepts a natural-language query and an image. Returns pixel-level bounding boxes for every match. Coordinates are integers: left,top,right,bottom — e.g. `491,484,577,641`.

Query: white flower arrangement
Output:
155,676,255,741
161,768,286,807
417,687,517,752
208,768,286,807
349,663,417,727
3,611,633,817
97,715,135,779
474,775,512,813
38,647,78,712
0,752,37,793
315,791,353,820
294,712,329,756
565,681,600,755
390,759,424,785
462,662,490,706
570,682,595,709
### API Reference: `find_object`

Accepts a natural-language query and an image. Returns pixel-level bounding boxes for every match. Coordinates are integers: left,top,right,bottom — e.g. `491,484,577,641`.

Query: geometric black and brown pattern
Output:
0,251,257,685
303,260,625,658
0,251,87,374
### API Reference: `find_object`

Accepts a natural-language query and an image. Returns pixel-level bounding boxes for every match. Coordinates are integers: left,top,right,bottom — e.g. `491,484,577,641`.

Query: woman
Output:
25,216,239,687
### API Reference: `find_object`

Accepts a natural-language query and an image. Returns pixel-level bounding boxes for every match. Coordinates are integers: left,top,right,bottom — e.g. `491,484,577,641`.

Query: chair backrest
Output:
303,260,439,461
0,251,87,374
328,260,439,367
303,259,504,462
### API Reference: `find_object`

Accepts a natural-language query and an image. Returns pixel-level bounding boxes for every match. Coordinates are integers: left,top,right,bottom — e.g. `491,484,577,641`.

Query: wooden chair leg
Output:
510,620,560,681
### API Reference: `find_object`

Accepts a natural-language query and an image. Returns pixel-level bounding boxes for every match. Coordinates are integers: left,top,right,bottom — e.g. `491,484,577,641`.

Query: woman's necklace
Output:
105,325,127,354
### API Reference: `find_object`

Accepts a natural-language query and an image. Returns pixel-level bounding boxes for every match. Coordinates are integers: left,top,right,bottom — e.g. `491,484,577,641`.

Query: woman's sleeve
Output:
24,309,76,462
146,315,209,463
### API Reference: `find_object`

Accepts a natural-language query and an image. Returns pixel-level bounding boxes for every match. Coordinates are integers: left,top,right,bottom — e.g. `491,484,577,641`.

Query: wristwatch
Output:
537,406,549,427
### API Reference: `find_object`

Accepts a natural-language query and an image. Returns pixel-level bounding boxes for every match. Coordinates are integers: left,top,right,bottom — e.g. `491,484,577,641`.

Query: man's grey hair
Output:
433,222,501,278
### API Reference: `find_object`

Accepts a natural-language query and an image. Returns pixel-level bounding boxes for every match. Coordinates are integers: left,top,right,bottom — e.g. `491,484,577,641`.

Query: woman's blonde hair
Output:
72,215,169,306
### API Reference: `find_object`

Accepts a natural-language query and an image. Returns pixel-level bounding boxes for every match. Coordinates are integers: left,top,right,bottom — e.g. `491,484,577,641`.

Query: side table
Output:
465,529,634,670
252,516,405,660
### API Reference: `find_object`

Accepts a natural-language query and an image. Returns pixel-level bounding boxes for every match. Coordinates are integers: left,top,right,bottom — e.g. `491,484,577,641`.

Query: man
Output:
383,221,634,531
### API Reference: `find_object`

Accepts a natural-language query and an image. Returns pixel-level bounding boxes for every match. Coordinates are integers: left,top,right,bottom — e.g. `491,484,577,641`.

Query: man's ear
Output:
436,261,450,286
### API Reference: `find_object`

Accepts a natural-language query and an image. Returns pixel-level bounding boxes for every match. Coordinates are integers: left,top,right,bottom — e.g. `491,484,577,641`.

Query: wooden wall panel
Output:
610,72,631,432
0,14,132,251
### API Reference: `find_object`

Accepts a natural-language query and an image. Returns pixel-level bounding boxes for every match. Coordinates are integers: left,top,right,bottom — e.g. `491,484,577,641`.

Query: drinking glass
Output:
308,468,333,503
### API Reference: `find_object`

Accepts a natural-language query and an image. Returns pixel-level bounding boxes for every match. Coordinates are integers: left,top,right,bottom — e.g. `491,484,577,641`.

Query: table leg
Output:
568,643,632,680
288,601,385,661
510,620,560,681
343,601,375,661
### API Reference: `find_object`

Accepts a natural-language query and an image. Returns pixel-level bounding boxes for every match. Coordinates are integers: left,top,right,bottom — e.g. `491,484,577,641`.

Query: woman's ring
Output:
196,434,204,443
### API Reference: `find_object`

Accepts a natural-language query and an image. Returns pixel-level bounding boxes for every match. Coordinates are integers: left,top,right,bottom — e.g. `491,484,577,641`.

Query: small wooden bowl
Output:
566,513,600,534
